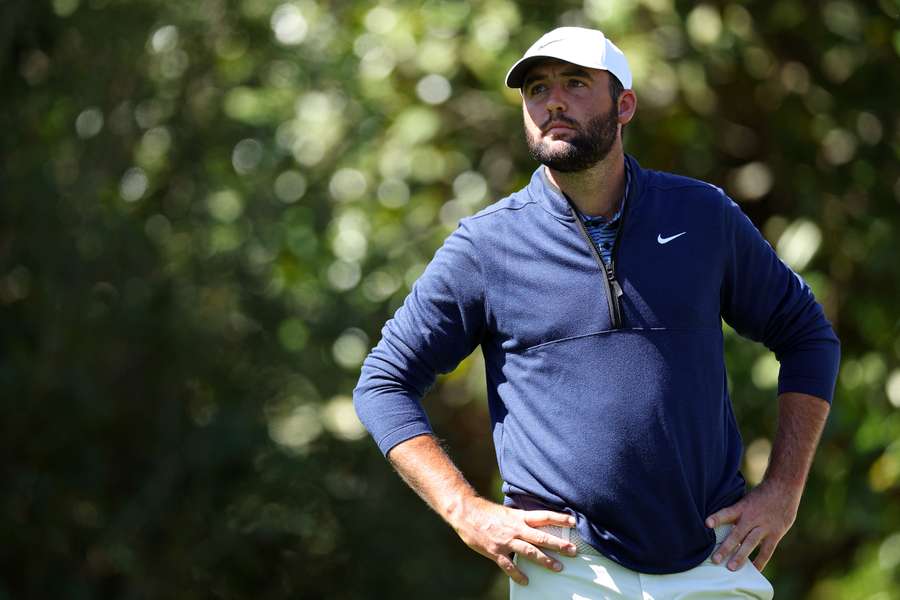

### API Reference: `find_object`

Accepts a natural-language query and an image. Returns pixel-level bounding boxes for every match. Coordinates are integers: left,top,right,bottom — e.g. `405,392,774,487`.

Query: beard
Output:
525,105,619,173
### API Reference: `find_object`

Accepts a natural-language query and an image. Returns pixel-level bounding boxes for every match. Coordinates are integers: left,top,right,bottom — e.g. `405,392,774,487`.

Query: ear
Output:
617,90,637,125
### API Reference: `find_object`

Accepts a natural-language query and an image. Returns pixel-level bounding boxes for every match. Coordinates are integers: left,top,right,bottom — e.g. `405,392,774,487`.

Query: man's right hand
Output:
447,495,578,586
386,434,577,585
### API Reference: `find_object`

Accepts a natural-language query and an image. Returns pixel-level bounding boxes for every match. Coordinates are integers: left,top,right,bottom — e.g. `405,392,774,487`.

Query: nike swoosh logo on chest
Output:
657,232,687,244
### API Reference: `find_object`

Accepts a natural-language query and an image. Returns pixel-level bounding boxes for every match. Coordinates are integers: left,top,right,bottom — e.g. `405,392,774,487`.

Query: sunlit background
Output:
2,0,899,597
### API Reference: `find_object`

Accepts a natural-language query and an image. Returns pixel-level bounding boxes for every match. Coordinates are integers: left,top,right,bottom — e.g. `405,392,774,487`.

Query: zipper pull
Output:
610,278,624,298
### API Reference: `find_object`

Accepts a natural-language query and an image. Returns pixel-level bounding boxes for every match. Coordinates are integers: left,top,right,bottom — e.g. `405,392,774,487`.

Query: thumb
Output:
706,502,742,528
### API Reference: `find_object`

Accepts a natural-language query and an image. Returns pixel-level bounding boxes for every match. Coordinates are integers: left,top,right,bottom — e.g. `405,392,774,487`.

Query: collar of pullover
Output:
528,154,642,222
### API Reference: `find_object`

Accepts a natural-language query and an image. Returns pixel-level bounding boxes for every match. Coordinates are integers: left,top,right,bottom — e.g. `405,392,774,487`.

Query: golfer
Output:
354,26,839,599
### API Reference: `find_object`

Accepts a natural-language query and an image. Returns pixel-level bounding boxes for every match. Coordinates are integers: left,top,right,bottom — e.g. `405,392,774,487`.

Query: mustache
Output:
540,114,580,132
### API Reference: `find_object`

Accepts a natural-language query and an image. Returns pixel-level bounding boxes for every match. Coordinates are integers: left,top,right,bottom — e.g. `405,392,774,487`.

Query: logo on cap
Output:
536,38,565,50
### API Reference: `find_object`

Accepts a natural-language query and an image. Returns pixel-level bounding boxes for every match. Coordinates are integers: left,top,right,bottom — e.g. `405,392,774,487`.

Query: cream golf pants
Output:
510,526,774,600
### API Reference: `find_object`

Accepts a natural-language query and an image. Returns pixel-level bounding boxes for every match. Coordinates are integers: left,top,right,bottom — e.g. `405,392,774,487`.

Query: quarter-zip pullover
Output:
354,155,840,574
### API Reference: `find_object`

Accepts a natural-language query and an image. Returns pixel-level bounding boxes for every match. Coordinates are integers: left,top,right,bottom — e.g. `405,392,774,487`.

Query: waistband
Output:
538,524,733,558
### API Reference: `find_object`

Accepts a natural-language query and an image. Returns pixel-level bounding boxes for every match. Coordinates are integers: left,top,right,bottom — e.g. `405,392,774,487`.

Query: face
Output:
521,60,625,172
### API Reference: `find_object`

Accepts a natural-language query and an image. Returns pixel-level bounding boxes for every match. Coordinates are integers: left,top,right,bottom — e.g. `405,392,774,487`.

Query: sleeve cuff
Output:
777,374,837,404
377,421,434,456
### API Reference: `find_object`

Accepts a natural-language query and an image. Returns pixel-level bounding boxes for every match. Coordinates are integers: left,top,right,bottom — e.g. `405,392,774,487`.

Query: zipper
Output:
608,189,630,321
568,202,625,329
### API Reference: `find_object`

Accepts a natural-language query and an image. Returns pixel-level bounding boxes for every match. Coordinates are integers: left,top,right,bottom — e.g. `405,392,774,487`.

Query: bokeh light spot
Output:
744,438,772,485
321,396,367,441
332,328,370,370
274,170,307,203
331,229,367,262
751,353,779,390
52,0,79,17
686,5,722,46
821,128,857,165
879,532,900,570
377,178,410,208
271,4,308,46
75,107,104,139
207,189,244,223
150,25,178,53
364,6,397,34
416,74,452,105
730,162,773,201
269,404,322,452
362,270,400,303
119,167,148,203
327,260,361,291
856,112,883,145
329,168,368,202
453,170,488,204
777,219,822,271
886,370,900,408
232,138,264,175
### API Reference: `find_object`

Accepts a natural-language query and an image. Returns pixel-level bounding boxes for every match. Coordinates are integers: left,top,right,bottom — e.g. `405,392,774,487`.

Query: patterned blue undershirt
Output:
580,160,631,265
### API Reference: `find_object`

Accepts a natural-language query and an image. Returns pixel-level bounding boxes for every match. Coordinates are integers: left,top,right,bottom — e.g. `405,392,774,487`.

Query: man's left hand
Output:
705,479,802,572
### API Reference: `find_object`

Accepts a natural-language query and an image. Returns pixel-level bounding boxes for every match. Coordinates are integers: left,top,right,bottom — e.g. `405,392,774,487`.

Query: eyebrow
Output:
522,66,594,89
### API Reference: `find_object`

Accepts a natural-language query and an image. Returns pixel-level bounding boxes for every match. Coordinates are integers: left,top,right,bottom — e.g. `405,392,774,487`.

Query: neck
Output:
545,146,626,219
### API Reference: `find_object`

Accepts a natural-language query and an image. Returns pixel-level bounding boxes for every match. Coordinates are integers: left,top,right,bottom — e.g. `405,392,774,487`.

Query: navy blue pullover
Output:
354,155,840,574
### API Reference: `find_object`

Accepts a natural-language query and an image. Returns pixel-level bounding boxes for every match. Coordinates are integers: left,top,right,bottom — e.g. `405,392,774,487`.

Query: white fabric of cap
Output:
505,27,632,90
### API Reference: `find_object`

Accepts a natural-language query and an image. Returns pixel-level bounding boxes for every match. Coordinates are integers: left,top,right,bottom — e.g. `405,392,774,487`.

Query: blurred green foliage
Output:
1,0,899,597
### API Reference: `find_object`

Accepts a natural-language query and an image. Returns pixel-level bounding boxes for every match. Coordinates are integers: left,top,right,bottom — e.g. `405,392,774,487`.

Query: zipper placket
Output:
566,196,629,330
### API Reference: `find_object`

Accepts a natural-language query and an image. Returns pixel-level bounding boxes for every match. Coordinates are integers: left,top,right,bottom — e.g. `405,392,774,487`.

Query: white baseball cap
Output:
505,27,632,90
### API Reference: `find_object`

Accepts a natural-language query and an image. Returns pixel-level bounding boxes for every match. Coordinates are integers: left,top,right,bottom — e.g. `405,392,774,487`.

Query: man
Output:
354,26,839,599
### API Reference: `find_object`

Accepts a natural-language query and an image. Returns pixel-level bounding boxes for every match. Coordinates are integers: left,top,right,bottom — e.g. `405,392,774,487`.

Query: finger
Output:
752,539,776,571
706,503,741,528
727,527,764,571
510,539,564,572
522,510,577,528
497,553,529,586
711,528,747,565
520,526,577,555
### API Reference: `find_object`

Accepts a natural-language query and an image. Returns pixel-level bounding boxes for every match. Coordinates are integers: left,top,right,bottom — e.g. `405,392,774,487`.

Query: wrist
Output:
442,487,481,528
758,475,804,506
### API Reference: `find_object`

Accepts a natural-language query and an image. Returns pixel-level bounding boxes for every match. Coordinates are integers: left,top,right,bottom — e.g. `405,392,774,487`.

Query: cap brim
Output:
505,55,557,88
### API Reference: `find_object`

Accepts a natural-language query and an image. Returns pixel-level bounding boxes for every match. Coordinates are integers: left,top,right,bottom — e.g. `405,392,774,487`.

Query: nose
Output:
545,83,567,115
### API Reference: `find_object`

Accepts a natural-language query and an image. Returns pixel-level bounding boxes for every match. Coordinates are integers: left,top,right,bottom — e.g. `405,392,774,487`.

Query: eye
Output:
526,82,547,97
568,79,586,88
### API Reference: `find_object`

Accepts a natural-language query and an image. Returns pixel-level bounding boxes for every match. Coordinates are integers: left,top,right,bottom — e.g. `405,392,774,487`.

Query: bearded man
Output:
354,27,839,599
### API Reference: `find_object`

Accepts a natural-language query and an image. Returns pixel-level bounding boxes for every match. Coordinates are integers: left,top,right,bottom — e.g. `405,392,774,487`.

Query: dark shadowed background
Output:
2,0,899,598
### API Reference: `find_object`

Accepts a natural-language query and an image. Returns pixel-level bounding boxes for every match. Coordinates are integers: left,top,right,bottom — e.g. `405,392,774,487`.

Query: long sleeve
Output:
720,198,840,402
353,220,487,455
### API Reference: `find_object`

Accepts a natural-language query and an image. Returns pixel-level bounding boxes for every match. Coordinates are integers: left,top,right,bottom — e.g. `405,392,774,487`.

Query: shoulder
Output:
437,187,534,252
456,187,539,241
640,167,732,208
466,188,537,223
